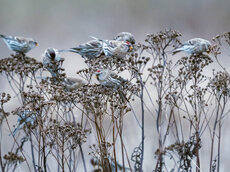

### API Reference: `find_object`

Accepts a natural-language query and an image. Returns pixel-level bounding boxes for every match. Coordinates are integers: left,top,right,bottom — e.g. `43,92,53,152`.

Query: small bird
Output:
61,35,133,59
62,39,104,59
64,77,87,91
172,38,211,55
102,39,133,58
0,34,38,54
10,110,37,136
95,69,127,102
42,48,64,77
114,32,135,45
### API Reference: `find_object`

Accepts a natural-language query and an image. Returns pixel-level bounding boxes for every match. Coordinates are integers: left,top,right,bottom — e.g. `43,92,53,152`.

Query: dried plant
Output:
0,29,229,172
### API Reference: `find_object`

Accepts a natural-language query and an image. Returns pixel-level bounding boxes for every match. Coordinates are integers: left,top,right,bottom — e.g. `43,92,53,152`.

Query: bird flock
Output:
0,32,212,135
0,32,136,95
0,32,212,95
0,32,212,101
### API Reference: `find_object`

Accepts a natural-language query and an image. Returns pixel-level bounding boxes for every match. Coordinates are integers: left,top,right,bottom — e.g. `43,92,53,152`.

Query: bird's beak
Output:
35,42,39,46
129,46,133,51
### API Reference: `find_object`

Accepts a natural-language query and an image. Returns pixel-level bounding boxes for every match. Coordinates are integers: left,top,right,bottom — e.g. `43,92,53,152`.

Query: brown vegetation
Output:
0,29,229,172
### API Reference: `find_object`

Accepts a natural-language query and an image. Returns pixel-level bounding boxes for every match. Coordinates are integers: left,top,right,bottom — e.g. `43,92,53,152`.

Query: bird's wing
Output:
15,36,32,44
0,35,26,46
107,40,120,48
172,39,195,53
79,40,102,50
70,40,103,58
102,40,119,56
66,77,83,84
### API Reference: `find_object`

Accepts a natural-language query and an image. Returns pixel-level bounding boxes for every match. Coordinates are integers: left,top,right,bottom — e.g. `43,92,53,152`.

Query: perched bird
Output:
64,77,87,91
62,39,103,59
42,48,64,77
172,38,211,55
0,34,38,54
95,69,127,102
10,110,37,136
114,32,135,45
61,34,134,59
102,39,133,58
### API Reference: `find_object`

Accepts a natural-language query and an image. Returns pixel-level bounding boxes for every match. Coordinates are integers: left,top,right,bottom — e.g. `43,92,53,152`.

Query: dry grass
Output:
0,29,229,172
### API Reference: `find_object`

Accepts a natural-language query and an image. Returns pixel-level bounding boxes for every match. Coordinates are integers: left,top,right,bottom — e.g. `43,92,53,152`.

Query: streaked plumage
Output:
172,38,211,55
64,39,103,59
114,32,135,45
0,34,38,54
42,48,64,77
64,77,87,91
95,69,127,102
10,110,37,136
102,40,133,58
61,34,134,59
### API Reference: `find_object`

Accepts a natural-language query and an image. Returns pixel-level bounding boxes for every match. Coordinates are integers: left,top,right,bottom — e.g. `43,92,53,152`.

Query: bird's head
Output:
95,69,103,75
35,41,39,46
47,48,56,60
124,41,133,52
95,69,104,80
114,32,135,45
29,40,39,49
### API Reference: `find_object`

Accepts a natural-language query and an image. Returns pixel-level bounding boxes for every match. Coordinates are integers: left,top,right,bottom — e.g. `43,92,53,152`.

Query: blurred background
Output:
1,0,230,63
1,0,230,171
1,0,230,77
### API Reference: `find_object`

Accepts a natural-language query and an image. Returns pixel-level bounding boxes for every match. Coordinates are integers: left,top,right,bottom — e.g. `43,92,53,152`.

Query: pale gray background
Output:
0,0,230,171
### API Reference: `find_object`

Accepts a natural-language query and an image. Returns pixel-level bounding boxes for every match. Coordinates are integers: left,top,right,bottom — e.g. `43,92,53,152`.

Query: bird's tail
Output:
90,36,102,41
9,123,23,136
58,49,70,53
58,48,80,54
90,36,107,43
171,49,182,55
0,34,6,39
10,127,18,136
